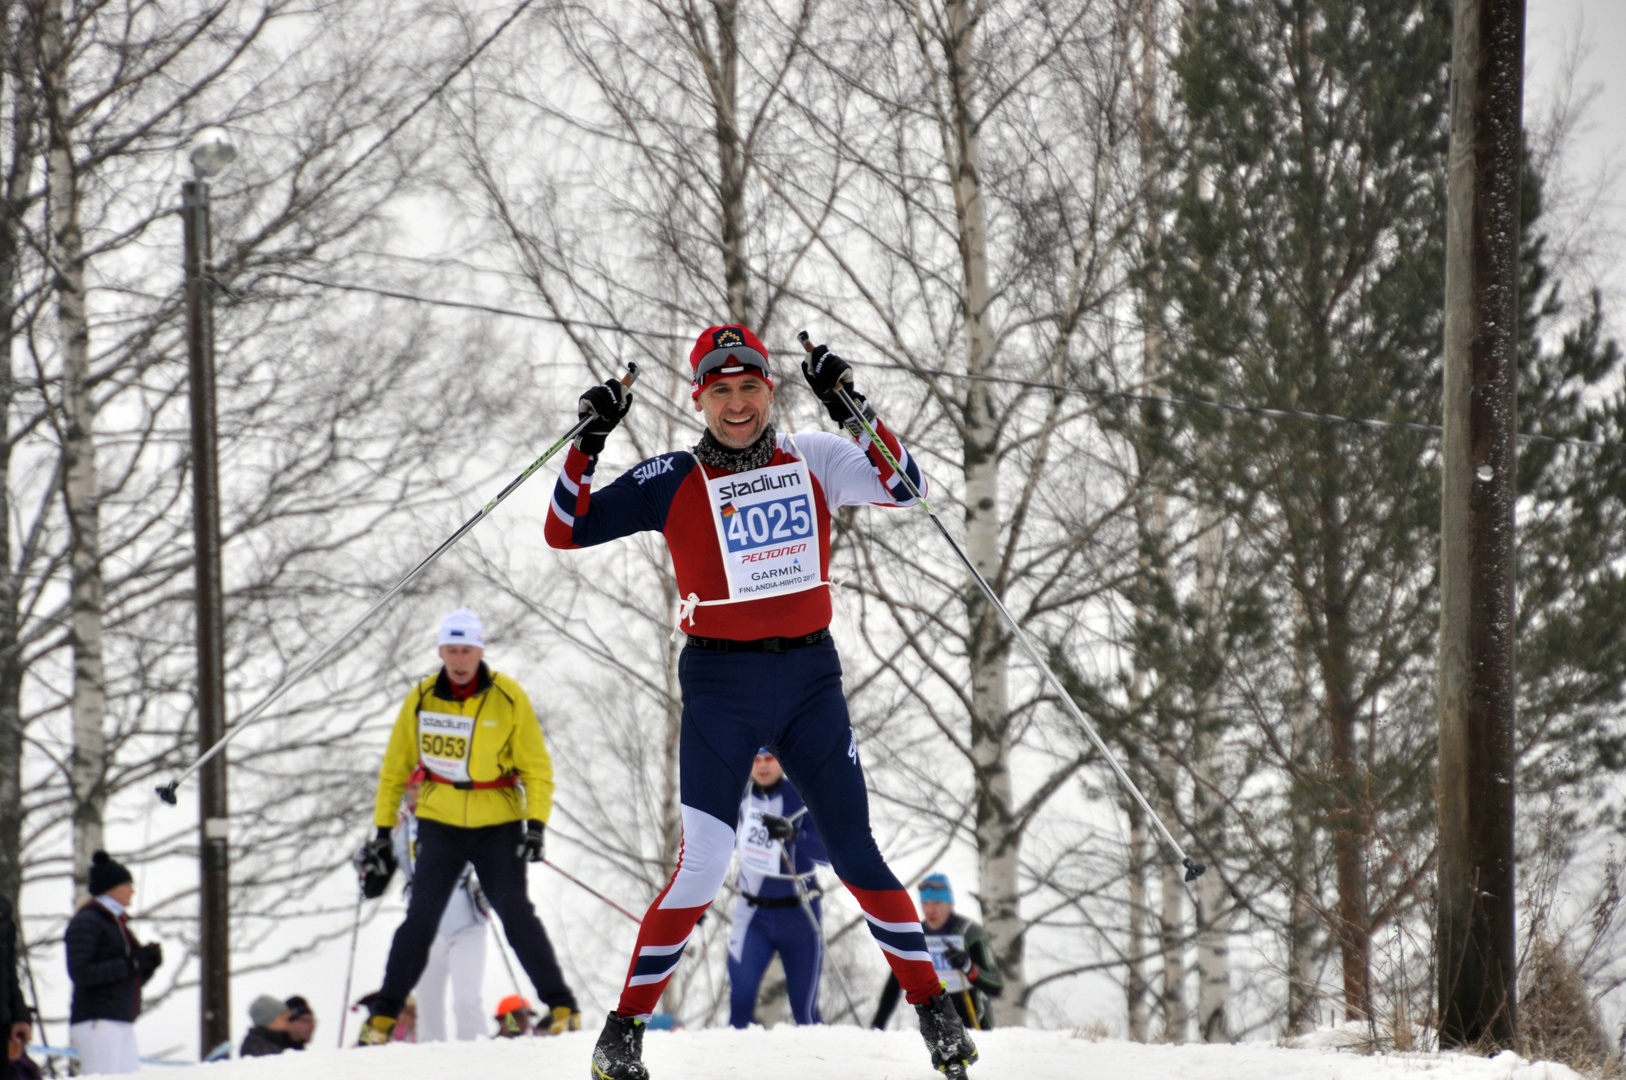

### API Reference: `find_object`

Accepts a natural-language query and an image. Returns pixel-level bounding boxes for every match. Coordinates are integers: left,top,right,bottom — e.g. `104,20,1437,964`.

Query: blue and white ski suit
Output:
727,779,829,1027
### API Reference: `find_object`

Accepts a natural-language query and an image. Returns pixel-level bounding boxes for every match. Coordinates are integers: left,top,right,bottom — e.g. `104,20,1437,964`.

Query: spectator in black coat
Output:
1,891,36,1079
239,995,302,1057
65,852,161,1075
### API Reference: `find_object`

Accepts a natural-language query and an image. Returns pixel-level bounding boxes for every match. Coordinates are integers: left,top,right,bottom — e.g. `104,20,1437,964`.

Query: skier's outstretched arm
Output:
544,379,683,550
798,345,925,508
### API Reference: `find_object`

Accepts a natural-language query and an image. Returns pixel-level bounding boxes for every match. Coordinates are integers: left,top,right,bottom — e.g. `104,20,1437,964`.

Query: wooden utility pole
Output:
1437,0,1523,1050
184,176,231,1058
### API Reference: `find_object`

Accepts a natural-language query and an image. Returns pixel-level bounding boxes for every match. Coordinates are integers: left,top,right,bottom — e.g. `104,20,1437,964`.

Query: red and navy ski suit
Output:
544,422,943,1019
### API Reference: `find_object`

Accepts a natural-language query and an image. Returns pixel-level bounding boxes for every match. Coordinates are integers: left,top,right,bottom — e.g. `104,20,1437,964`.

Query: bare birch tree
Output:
778,0,1154,1024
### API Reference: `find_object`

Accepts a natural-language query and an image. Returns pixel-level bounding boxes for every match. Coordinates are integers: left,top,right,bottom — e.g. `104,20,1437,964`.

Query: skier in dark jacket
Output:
65,852,162,1074
1,891,34,1077
872,874,1002,1031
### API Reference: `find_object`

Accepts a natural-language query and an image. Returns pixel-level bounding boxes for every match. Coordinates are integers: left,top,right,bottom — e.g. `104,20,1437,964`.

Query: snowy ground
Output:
133,1026,1590,1080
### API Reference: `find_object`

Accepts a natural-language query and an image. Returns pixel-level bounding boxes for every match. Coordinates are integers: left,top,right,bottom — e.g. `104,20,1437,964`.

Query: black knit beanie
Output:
88,850,132,897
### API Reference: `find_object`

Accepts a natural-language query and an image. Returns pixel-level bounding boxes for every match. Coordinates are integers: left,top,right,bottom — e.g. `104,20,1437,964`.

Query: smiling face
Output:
697,373,774,449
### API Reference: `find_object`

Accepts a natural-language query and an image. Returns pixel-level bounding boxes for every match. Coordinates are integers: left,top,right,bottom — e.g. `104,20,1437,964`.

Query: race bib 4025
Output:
705,460,823,600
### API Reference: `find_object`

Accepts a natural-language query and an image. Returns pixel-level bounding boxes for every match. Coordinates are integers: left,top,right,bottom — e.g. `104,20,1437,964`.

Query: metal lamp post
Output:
183,126,235,1061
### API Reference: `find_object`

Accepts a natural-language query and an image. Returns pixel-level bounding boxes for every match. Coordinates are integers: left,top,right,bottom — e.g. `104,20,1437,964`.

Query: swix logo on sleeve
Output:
633,456,677,485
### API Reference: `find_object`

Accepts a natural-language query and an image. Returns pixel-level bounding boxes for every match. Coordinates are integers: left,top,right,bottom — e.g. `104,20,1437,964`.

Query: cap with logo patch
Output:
690,325,773,399
437,606,485,648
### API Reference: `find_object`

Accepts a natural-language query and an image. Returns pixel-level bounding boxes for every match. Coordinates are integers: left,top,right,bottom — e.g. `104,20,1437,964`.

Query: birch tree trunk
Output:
1192,510,1229,1041
40,0,107,896
0,4,37,909
938,0,1024,1027
709,0,750,326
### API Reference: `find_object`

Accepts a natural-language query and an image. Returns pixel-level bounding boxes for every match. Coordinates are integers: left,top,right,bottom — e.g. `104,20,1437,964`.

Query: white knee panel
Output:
658,805,736,910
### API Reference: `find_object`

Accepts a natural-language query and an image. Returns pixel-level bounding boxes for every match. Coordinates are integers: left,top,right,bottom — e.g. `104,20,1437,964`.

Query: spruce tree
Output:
1144,0,1626,1028
1147,0,1452,1021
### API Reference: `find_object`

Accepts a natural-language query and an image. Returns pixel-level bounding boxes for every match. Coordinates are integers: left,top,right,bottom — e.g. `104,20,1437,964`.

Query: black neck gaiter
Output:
693,425,777,472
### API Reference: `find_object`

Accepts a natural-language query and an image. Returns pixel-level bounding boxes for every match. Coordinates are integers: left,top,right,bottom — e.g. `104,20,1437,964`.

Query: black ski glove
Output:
576,379,633,456
517,820,545,863
359,829,396,899
132,941,163,981
943,945,972,973
761,813,797,844
801,345,872,426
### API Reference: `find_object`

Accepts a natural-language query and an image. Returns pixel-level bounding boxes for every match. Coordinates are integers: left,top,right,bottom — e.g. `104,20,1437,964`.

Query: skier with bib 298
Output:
355,608,580,1043
728,749,828,1028
546,326,978,1080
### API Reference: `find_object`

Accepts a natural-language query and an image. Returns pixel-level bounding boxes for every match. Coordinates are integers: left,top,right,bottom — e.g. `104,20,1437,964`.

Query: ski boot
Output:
590,1012,648,1080
551,1004,584,1034
356,1013,396,1046
915,993,978,1078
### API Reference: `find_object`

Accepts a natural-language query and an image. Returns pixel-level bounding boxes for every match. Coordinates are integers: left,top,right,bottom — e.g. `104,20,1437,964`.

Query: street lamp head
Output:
188,127,236,178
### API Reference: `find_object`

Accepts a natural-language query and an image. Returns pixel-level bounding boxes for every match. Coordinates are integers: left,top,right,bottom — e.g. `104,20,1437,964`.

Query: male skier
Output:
355,608,579,1043
546,326,978,1079
728,750,828,1028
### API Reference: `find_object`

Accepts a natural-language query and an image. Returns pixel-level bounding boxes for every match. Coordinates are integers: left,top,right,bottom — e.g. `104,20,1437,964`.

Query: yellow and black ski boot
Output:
356,1013,396,1046
551,1004,584,1034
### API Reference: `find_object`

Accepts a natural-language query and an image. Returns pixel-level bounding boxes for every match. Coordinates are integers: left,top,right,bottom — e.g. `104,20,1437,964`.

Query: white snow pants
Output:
414,921,488,1042
70,1018,141,1074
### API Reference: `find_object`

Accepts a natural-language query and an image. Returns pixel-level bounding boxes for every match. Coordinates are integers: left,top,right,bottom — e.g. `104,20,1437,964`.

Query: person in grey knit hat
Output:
240,994,304,1057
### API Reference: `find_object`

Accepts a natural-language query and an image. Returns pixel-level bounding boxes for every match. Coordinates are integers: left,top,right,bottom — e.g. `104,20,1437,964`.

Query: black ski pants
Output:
377,818,575,1014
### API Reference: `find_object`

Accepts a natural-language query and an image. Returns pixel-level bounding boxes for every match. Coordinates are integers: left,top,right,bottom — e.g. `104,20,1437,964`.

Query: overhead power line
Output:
267,271,1623,454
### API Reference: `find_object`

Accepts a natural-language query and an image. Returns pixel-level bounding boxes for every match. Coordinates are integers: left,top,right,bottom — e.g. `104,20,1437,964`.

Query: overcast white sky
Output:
1527,0,1626,313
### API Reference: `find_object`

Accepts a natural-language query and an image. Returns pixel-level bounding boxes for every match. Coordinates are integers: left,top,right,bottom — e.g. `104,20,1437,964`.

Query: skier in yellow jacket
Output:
356,608,579,1043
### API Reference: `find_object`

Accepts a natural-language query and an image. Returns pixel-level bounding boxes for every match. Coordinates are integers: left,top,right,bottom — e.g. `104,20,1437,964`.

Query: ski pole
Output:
486,915,526,998
961,989,980,1031
156,363,640,805
543,859,642,924
19,923,60,1077
781,838,862,1026
336,888,365,1047
797,331,1205,882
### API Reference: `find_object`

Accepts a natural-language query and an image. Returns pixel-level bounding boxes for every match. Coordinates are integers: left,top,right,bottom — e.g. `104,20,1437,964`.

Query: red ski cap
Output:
690,325,772,399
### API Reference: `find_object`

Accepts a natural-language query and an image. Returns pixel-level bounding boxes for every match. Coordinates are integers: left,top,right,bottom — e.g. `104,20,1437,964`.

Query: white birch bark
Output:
937,0,1025,1027
40,0,107,897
